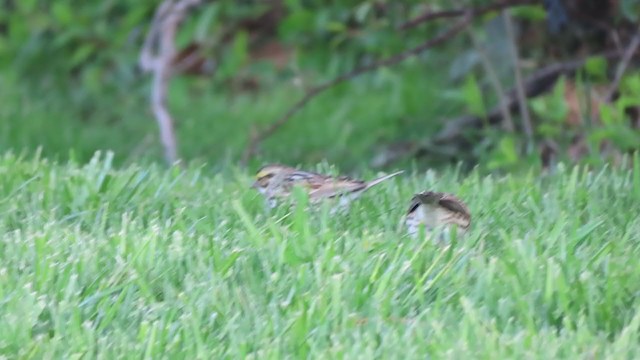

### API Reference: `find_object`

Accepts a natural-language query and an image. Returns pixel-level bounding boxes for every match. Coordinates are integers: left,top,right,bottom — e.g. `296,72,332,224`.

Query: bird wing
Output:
289,169,402,199
278,170,325,192
437,194,471,219
407,196,422,214
308,177,367,198
415,191,471,218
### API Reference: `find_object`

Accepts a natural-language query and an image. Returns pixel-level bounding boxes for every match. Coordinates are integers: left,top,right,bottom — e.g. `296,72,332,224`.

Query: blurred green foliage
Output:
1,0,154,89
0,0,639,172
0,0,436,89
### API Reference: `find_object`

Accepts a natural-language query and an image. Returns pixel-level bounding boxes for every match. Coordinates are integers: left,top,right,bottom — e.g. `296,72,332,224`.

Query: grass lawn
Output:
1,151,640,358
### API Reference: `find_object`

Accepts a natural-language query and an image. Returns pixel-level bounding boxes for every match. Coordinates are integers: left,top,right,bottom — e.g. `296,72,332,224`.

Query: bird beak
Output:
251,180,259,189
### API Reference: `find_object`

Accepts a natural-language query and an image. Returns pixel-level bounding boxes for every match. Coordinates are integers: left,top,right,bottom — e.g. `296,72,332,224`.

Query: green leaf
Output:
589,127,640,150
17,0,38,13
70,44,95,67
326,21,347,33
531,77,568,123
52,2,74,26
616,95,640,112
487,135,519,170
195,4,219,40
599,103,616,126
498,136,518,162
621,73,640,96
621,0,640,21
584,56,607,80
463,74,486,117
279,10,314,37
355,2,372,23
218,31,248,78
510,5,547,21
232,31,248,63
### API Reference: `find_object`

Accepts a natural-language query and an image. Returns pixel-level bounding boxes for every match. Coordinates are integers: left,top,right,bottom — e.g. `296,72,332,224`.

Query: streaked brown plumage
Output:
405,191,471,241
252,164,403,208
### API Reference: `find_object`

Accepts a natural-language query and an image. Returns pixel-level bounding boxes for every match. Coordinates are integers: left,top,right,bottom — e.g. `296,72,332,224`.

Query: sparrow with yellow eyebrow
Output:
252,163,403,208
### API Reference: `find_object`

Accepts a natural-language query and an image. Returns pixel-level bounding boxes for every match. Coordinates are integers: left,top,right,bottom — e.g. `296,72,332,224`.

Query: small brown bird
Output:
405,191,471,241
252,164,403,208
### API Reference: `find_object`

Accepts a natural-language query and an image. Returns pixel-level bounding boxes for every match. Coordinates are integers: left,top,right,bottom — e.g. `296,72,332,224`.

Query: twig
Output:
439,53,627,144
398,0,538,31
371,50,628,168
465,26,514,132
241,15,472,165
605,28,640,102
503,10,534,152
435,51,625,143
449,0,514,132
139,0,202,165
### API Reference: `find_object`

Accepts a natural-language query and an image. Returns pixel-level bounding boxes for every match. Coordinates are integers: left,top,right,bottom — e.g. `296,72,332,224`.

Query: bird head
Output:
252,164,293,192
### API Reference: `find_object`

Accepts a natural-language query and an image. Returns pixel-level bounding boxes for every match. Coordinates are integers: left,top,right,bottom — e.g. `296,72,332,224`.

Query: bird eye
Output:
408,201,420,213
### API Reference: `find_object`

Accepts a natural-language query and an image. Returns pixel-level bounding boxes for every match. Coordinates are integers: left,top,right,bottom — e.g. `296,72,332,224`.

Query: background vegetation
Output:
2,0,638,172
1,0,640,357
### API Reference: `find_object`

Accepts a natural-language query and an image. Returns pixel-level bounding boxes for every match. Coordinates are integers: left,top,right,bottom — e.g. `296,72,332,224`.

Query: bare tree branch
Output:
605,27,640,102
434,50,626,144
503,10,534,151
241,15,472,164
398,0,538,31
139,0,202,165
465,25,515,132
371,50,629,168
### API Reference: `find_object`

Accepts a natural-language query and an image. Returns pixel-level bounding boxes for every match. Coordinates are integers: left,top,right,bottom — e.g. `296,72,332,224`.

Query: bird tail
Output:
364,170,404,190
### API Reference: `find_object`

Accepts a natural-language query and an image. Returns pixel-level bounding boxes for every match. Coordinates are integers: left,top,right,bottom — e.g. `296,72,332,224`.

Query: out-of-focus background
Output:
1,0,639,172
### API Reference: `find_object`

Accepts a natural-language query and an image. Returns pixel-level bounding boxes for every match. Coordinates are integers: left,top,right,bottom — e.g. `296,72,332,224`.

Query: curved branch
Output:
398,0,538,31
139,0,202,165
242,15,472,164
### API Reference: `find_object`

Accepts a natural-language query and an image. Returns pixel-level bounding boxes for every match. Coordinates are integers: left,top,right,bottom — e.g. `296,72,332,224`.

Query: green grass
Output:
1,151,640,358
